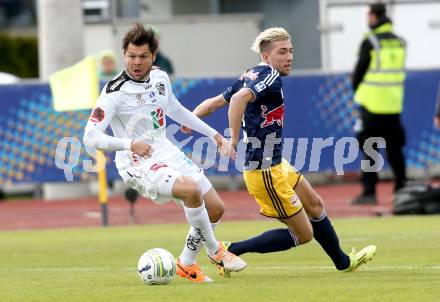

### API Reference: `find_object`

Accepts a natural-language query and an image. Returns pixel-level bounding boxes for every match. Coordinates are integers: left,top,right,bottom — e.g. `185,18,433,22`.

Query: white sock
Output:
179,221,220,266
183,203,218,256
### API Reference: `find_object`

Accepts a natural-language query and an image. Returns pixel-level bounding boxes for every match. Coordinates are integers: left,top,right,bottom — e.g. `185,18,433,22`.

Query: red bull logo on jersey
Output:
240,69,259,81
260,104,285,128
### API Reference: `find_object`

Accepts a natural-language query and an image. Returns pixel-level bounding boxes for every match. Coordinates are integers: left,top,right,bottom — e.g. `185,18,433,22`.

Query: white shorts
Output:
120,152,212,205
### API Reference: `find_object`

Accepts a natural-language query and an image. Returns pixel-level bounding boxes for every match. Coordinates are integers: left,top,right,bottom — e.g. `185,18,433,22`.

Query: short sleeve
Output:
222,78,244,103
246,67,281,99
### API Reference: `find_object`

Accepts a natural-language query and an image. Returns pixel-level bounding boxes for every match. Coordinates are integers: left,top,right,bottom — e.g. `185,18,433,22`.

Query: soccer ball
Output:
137,248,176,285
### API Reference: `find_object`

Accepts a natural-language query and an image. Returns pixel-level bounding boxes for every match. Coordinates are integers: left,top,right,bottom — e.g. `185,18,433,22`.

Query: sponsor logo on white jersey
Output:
156,82,166,96
148,91,157,103
135,94,146,105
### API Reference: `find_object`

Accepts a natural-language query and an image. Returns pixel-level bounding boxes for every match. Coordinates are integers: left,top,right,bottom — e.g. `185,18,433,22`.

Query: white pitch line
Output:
252,265,440,270
1,265,440,272
0,268,134,272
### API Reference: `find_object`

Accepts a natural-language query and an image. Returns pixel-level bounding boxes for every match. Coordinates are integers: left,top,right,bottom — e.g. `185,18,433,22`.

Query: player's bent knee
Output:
307,195,325,218
182,184,202,201
286,222,313,245
315,195,325,211
172,176,202,205
297,228,313,244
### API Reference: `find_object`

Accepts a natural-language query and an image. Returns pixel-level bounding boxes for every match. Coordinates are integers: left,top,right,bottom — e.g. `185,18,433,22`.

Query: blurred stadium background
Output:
0,0,439,226
1,1,440,301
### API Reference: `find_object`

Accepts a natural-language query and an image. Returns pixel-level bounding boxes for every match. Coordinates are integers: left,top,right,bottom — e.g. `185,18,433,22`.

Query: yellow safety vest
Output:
354,23,406,114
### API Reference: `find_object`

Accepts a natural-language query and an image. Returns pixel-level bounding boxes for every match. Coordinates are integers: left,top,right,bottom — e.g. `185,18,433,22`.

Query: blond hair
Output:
251,27,291,54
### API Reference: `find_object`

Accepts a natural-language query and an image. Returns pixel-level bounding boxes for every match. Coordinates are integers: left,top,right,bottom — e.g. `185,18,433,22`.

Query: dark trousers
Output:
357,107,407,194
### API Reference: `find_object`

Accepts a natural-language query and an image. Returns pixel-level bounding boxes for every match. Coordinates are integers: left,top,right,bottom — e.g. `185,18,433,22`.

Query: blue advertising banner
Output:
0,70,439,184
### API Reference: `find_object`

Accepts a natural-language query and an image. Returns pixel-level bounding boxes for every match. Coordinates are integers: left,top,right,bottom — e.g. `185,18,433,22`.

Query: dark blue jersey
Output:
223,63,284,169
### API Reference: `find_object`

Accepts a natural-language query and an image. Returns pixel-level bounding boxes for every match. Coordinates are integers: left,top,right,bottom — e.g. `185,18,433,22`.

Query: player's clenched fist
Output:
130,140,153,158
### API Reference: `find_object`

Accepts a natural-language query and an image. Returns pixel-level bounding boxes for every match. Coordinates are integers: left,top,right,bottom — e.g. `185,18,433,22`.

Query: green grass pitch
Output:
1,216,439,302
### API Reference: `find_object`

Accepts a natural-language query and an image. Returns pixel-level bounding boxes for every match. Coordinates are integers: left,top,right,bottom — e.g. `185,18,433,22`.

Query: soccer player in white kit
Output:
83,23,246,282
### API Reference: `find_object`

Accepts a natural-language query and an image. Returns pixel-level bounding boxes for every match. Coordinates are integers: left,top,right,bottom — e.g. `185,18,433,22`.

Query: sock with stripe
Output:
228,228,298,256
310,211,350,270
178,221,220,266
183,203,218,256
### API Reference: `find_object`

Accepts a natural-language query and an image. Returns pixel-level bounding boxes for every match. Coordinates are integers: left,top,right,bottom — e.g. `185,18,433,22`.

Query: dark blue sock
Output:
310,212,350,270
228,228,298,256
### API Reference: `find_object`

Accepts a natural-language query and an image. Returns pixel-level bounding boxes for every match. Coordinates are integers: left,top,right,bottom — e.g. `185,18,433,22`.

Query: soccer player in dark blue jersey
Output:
183,27,376,274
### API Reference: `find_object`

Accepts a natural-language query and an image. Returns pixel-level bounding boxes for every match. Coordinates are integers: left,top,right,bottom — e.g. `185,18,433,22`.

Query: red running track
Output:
0,181,399,231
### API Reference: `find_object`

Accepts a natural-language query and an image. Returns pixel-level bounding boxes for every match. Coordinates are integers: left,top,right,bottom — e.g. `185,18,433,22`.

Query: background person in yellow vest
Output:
351,2,407,205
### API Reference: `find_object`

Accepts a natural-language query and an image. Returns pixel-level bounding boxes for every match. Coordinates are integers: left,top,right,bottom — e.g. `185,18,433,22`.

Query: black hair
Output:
122,23,158,53
369,3,386,18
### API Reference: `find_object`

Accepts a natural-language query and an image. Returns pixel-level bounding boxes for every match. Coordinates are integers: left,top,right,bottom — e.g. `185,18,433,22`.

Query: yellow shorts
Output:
243,159,303,219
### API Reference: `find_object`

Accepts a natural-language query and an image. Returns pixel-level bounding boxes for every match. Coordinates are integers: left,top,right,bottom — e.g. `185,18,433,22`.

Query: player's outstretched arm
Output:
193,94,228,118
228,88,254,148
168,105,235,159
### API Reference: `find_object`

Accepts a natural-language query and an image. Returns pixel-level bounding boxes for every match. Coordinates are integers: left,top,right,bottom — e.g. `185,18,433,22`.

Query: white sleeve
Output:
83,94,132,151
163,73,218,138
167,99,218,138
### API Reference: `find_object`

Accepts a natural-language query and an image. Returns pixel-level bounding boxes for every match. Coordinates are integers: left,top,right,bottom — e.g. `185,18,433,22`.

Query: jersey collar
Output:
122,70,151,83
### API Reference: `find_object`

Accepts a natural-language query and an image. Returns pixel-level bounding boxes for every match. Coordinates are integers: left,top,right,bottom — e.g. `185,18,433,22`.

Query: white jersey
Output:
84,69,217,174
